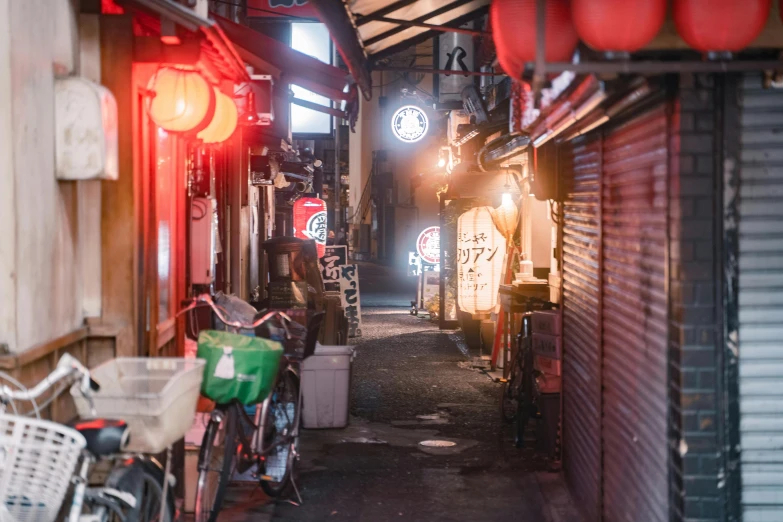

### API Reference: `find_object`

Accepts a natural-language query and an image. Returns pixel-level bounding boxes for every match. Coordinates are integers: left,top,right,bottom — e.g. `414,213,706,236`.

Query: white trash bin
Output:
301,344,355,429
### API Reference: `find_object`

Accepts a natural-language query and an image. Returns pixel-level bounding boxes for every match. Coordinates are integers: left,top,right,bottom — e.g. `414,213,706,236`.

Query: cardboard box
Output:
532,333,562,360
532,310,561,336
534,355,562,376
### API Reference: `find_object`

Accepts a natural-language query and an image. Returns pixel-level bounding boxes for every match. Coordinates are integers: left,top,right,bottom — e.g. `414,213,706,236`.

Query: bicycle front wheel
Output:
194,406,238,522
259,370,301,498
101,457,175,522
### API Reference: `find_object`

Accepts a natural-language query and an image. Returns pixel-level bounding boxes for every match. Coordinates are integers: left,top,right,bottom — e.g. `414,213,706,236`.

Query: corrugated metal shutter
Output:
562,136,602,522
601,106,669,522
739,75,783,522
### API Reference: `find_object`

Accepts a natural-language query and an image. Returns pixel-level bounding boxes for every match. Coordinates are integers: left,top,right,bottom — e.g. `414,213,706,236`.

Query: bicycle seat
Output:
71,419,129,457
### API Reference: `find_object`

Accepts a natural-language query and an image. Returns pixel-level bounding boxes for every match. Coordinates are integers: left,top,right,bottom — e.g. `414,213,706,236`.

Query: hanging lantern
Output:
674,0,770,53
293,197,327,258
572,0,666,53
457,207,507,315
490,193,519,240
197,88,238,144
147,67,215,133
491,0,578,80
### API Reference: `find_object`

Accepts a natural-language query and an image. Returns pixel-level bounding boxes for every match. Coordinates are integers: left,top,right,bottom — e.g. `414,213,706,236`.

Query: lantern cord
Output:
192,198,208,221
549,199,561,226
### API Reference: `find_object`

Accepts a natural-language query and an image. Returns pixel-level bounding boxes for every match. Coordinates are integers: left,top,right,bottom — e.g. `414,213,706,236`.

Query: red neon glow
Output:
293,198,327,258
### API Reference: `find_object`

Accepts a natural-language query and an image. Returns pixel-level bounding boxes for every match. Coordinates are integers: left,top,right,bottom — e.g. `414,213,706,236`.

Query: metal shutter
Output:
738,75,783,521
562,136,603,522
601,106,669,522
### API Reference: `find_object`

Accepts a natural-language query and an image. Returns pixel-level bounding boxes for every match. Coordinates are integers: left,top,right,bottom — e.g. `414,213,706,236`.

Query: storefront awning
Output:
214,15,354,104
119,0,250,83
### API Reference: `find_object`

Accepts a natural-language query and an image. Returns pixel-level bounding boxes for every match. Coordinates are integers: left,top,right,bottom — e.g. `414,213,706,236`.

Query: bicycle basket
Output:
0,415,86,522
197,330,283,405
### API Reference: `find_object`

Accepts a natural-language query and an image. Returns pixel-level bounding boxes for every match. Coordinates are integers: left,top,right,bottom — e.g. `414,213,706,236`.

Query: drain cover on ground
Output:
419,440,457,448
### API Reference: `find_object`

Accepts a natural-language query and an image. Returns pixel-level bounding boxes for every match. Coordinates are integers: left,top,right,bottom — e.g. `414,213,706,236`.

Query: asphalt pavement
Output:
220,262,579,522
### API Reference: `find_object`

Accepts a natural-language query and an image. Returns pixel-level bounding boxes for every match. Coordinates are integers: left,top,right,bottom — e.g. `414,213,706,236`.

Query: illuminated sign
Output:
391,105,428,143
416,226,440,265
293,197,327,257
457,207,507,315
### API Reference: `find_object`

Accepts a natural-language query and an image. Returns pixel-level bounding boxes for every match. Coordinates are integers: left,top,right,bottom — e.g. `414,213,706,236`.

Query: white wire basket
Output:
71,358,205,454
0,414,86,522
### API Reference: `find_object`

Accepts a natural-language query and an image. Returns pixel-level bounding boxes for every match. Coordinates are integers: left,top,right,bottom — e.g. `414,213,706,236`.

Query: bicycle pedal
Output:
259,475,273,482
498,378,509,383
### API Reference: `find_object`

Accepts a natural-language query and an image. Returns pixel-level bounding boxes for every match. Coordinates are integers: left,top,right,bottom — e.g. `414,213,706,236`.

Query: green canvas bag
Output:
197,330,283,405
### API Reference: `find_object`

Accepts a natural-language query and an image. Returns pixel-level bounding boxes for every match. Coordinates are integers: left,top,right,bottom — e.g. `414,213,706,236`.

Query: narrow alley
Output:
222,264,577,522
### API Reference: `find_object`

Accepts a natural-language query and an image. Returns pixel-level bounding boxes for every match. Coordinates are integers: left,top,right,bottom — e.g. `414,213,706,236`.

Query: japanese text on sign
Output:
340,264,362,338
457,207,507,315
320,245,347,292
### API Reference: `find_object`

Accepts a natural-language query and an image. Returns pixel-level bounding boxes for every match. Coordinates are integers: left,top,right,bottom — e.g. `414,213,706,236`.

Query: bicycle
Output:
0,354,175,522
182,294,324,522
499,296,557,448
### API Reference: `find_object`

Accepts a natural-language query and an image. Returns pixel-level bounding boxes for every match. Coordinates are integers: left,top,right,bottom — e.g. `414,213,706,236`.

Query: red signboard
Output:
247,0,318,19
293,197,327,257
416,226,440,265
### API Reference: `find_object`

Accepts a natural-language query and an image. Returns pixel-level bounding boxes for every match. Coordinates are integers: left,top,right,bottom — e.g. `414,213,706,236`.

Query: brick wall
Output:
669,73,726,522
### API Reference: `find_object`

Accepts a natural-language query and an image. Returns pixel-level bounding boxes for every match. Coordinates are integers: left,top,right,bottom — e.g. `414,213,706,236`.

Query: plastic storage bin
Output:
71,357,206,454
301,344,354,429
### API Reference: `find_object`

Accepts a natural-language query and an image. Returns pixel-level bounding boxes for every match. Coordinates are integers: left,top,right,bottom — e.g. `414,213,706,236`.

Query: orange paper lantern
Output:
147,67,214,133
198,88,238,144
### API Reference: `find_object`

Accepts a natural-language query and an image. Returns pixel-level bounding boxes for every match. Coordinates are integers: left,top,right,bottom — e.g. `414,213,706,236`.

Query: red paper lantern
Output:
674,0,770,52
491,0,578,80
293,198,327,258
572,0,666,52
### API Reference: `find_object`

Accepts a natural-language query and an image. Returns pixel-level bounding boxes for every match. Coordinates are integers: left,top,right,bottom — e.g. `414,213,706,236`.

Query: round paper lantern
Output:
491,0,578,79
147,67,215,133
293,197,327,258
197,88,238,144
674,0,770,52
490,193,519,240
572,0,666,52
457,206,507,315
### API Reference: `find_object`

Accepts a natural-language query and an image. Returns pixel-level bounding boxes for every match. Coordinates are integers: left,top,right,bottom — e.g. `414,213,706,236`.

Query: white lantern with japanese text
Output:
457,206,507,315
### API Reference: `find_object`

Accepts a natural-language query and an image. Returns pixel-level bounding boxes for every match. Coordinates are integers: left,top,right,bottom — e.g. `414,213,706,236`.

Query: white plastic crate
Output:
71,358,205,454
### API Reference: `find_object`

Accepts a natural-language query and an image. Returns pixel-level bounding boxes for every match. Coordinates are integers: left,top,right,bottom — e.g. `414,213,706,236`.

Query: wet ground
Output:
219,263,579,522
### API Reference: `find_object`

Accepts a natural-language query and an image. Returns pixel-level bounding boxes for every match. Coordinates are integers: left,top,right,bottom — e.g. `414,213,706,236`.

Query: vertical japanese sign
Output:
436,31,475,104
319,245,347,292
340,264,362,338
457,207,507,315
293,197,327,257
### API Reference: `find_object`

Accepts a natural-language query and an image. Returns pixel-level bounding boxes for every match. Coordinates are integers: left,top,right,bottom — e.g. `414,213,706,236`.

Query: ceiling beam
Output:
371,6,488,62
359,15,489,36
309,0,373,100
363,0,476,48
355,0,419,26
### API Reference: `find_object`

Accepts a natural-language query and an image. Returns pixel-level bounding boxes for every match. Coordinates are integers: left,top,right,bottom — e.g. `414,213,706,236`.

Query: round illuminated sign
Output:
391,105,429,143
416,226,440,265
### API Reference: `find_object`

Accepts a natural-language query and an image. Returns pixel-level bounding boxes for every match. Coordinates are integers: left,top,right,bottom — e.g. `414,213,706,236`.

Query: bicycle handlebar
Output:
0,353,96,403
179,294,293,339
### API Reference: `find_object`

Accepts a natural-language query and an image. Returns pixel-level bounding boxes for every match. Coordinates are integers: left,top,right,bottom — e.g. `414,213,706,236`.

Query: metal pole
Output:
334,43,342,236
